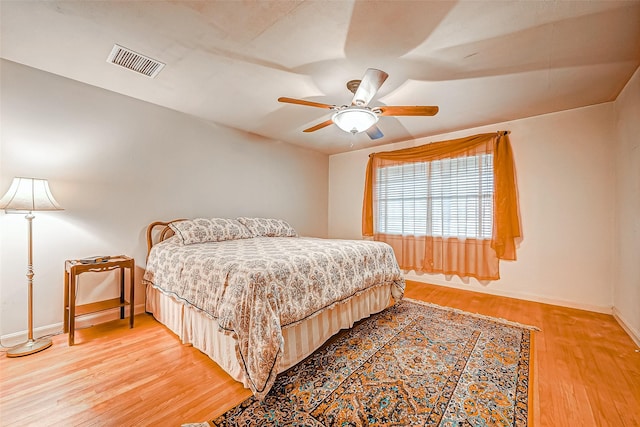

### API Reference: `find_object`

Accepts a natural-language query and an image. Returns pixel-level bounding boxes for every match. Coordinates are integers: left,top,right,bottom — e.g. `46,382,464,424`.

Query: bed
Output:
142,217,405,399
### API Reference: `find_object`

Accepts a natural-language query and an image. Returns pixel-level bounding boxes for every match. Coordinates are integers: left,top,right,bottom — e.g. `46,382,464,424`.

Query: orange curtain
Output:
362,131,520,280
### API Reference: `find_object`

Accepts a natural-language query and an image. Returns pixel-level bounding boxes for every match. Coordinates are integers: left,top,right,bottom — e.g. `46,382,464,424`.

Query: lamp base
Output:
6,337,52,358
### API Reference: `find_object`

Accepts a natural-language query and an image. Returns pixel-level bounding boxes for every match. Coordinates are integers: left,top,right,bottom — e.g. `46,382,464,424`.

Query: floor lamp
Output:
0,177,63,357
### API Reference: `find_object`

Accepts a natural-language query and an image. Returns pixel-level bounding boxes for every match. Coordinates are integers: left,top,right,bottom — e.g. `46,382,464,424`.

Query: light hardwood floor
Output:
1,281,639,426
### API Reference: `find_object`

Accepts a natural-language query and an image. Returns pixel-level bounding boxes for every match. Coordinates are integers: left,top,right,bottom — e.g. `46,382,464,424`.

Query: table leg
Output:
119,267,125,320
63,268,69,333
129,262,135,328
69,271,76,346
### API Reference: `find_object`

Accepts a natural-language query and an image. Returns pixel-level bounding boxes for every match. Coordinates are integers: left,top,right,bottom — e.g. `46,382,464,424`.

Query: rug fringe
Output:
530,330,538,427
403,298,541,331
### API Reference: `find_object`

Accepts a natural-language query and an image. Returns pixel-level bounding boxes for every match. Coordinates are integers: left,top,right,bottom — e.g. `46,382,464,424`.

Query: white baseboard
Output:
405,275,613,315
612,307,640,348
0,303,147,348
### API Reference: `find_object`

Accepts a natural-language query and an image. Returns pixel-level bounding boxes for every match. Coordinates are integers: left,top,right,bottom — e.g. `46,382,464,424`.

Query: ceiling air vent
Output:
107,44,165,78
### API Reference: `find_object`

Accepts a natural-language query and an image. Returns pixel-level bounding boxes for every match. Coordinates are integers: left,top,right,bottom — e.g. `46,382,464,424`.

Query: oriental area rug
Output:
206,299,536,426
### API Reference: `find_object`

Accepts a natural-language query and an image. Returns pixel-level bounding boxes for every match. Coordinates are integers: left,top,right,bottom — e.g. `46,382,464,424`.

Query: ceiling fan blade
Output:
278,97,335,109
351,68,389,106
303,119,334,133
365,125,384,140
378,105,439,116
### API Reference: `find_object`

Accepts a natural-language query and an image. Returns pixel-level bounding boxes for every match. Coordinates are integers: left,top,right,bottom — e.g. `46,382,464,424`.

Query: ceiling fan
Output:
278,68,439,140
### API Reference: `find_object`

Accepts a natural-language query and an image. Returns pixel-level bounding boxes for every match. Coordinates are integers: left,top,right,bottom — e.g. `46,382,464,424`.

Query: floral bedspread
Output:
143,236,405,399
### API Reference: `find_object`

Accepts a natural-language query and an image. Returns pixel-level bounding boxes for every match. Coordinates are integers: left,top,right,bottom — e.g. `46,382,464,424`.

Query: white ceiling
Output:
1,1,639,155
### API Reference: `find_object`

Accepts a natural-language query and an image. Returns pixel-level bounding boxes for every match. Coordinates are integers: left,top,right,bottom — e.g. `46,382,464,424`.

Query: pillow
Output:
236,217,298,238
169,218,252,245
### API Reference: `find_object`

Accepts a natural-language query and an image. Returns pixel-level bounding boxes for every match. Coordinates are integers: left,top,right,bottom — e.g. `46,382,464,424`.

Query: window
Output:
362,132,519,280
375,154,494,239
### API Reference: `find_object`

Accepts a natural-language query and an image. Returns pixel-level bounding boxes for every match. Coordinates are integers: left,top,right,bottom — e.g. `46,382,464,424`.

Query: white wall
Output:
0,59,328,339
329,103,617,313
613,67,640,345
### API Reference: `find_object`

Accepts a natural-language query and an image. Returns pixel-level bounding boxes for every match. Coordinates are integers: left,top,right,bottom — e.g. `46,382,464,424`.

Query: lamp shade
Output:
332,108,379,134
0,177,63,212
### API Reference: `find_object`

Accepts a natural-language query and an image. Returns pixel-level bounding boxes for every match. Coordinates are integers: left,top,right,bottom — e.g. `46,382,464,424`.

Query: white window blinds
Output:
375,154,494,239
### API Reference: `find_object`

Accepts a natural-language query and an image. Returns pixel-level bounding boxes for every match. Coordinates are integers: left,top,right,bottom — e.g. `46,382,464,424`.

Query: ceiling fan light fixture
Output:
332,108,378,134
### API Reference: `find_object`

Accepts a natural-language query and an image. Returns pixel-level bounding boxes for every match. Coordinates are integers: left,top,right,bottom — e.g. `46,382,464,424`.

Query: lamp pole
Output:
26,212,35,341
7,213,53,357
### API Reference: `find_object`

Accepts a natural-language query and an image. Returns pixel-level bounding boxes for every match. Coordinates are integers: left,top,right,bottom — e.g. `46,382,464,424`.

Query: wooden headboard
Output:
146,219,185,258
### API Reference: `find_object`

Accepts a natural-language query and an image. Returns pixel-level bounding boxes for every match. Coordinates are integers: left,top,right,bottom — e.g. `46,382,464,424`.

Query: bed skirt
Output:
145,284,392,388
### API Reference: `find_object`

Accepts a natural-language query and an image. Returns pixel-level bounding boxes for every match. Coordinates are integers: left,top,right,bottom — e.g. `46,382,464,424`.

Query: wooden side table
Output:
63,255,135,346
